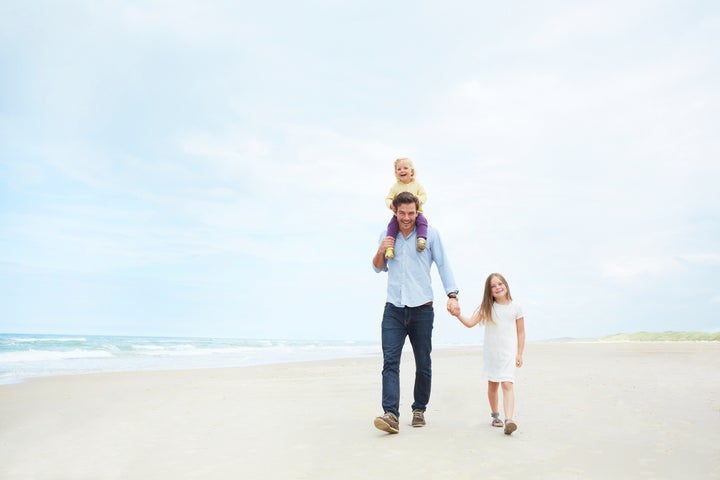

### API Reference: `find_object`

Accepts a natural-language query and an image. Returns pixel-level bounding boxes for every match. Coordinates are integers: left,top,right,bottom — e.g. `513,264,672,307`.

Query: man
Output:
372,191,460,434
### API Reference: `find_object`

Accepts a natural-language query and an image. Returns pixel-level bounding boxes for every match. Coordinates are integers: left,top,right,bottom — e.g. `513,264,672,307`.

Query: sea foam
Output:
0,333,380,384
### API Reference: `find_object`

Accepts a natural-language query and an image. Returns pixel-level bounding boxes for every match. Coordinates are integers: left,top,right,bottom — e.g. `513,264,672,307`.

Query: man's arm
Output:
373,236,395,270
429,229,457,292
428,228,460,314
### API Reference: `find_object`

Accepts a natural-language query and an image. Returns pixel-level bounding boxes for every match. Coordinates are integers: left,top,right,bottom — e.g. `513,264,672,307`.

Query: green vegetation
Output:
599,331,720,342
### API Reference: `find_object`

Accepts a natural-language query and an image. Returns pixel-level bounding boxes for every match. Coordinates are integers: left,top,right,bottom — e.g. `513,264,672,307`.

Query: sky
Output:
1,0,718,343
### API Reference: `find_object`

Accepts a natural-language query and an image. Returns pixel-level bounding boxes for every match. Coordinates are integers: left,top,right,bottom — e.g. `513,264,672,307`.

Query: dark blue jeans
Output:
381,302,434,418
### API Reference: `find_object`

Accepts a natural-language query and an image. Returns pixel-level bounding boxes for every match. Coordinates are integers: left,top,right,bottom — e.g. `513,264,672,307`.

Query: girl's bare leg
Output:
501,381,515,420
487,381,500,414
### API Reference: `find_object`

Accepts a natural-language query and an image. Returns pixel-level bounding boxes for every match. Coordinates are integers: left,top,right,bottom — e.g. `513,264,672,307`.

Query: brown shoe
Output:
504,419,517,435
411,409,426,427
416,238,427,252
374,412,399,433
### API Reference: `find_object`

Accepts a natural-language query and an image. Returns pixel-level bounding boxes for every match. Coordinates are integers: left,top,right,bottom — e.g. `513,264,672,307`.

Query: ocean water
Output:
0,333,381,385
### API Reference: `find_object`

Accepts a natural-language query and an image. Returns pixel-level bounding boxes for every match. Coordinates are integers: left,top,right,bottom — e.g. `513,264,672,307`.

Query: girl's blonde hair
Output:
394,157,415,181
475,273,512,325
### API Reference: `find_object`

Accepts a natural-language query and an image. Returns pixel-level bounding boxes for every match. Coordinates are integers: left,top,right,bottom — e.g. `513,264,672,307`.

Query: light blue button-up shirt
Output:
373,225,458,308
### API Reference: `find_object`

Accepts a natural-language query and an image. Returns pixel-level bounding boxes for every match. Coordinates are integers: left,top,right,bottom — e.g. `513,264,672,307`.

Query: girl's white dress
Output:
481,301,524,382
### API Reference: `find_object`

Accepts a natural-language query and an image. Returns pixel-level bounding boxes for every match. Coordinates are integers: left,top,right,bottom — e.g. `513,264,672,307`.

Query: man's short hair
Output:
392,191,419,211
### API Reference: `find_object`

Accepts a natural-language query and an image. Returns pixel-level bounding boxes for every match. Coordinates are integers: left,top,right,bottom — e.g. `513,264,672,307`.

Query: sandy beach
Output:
1,342,718,479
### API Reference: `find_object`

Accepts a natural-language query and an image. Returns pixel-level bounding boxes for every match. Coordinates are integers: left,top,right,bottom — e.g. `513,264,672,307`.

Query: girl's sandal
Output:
491,413,503,427
504,419,517,435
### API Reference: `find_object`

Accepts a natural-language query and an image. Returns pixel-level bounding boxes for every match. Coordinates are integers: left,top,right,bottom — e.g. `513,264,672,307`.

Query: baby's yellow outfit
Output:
385,180,427,212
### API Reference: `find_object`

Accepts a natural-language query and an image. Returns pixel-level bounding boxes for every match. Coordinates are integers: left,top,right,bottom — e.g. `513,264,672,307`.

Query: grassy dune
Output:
599,331,720,342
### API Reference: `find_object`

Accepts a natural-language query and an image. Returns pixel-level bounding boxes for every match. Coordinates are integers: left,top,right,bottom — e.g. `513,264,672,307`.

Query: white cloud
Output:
601,251,720,280
681,253,720,266
107,1,258,46
602,257,682,279
527,2,636,43
178,124,404,217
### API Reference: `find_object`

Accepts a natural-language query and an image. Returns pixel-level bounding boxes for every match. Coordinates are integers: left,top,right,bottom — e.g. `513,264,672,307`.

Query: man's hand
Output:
373,236,396,268
378,236,395,254
446,297,460,316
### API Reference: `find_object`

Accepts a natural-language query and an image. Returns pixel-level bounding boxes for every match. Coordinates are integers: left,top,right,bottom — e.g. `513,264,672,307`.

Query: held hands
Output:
446,298,460,316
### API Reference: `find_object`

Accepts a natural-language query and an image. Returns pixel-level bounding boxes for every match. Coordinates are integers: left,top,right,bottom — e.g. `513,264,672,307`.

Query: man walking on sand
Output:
372,191,460,434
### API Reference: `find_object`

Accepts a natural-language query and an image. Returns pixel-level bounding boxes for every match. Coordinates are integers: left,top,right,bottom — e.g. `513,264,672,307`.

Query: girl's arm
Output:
515,317,526,367
453,307,481,328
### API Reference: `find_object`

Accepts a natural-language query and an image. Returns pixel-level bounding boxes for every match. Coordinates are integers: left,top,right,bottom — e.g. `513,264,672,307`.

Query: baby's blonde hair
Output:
394,157,416,181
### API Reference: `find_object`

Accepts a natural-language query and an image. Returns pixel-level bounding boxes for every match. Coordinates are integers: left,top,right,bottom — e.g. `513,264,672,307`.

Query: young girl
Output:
453,273,526,435
383,158,429,259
